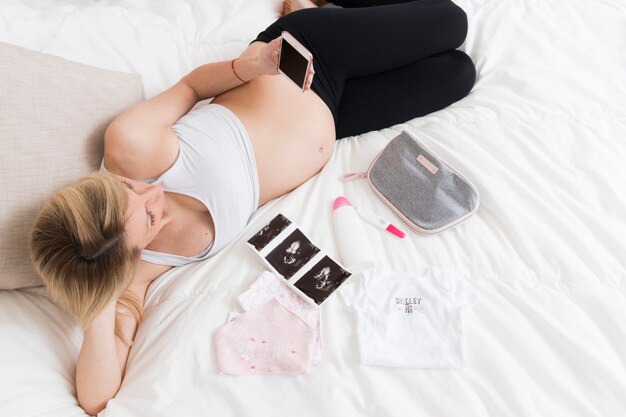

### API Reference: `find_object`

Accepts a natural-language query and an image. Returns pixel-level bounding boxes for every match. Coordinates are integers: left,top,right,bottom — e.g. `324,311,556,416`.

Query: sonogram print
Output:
294,256,351,304
248,214,292,251
265,229,320,278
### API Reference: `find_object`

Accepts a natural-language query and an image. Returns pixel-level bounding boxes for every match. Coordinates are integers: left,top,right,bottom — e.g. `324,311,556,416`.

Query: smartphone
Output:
278,31,313,91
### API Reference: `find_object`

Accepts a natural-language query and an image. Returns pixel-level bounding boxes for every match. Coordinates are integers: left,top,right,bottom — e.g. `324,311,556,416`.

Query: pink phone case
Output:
279,30,313,92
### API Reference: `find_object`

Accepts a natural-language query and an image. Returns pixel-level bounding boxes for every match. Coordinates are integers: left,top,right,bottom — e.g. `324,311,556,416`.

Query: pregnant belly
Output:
213,74,336,205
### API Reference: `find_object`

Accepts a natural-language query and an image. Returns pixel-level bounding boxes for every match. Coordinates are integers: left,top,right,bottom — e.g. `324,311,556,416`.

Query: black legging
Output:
252,0,476,139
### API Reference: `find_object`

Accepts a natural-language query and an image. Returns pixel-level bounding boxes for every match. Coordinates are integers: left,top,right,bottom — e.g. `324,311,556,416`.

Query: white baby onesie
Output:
340,267,477,369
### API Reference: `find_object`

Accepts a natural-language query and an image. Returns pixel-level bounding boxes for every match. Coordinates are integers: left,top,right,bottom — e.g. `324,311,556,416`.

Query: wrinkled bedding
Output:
1,1,625,416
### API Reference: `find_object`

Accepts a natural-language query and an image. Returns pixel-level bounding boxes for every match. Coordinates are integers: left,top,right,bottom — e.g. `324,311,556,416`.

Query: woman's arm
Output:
107,38,282,137
76,299,138,416
75,261,160,416
103,38,283,179
108,58,256,137
76,298,121,415
185,37,283,100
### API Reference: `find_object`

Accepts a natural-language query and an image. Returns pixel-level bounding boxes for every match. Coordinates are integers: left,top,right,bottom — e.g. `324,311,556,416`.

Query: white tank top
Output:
101,102,260,266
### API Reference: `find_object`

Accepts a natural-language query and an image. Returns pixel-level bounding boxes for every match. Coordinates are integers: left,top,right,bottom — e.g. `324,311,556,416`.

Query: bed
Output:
1,1,625,416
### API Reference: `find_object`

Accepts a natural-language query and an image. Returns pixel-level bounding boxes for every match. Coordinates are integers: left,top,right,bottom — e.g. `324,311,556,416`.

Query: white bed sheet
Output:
1,0,625,416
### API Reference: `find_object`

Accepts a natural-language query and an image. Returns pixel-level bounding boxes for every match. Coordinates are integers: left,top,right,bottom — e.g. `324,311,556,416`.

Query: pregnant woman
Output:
30,0,475,414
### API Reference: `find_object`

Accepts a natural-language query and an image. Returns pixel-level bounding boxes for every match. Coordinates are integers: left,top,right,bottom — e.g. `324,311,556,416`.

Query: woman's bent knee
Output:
450,50,476,99
443,0,469,49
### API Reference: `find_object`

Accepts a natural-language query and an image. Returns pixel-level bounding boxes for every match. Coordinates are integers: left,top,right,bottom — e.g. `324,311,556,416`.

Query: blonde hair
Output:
30,171,142,345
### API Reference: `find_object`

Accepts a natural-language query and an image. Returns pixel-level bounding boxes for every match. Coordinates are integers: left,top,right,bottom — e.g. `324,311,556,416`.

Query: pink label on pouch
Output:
417,154,438,174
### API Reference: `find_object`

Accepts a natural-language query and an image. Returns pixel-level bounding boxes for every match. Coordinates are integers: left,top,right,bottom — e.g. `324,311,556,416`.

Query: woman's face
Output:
118,176,165,249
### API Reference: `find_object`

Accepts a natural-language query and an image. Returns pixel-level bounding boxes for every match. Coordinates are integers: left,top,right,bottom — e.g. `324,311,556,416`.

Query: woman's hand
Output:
256,36,315,91
256,37,282,76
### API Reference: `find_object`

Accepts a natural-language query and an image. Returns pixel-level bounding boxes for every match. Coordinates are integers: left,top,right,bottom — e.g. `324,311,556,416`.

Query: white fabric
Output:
340,267,477,368
333,203,376,271
1,1,626,417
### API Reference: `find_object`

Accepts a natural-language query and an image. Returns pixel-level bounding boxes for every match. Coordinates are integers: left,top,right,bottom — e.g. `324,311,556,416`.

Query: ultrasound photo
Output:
294,256,352,305
247,214,292,251
265,229,320,279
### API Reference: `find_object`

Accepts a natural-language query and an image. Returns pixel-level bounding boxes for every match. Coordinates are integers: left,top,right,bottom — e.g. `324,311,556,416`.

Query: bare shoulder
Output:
103,124,180,180
104,79,199,179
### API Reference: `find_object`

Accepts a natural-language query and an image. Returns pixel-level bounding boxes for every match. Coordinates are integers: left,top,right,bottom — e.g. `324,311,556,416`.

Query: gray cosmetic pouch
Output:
345,131,480,234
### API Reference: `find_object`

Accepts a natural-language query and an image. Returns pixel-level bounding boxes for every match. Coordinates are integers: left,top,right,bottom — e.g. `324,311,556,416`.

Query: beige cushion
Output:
0,43,143,289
